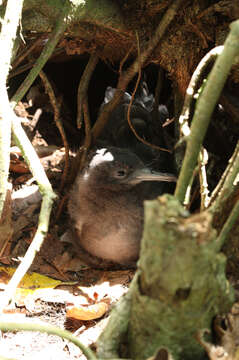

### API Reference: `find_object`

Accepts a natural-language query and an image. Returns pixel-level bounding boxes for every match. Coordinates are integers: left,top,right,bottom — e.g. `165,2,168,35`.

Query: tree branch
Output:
11,0,72,107
0,0,24,216
175,20,239,204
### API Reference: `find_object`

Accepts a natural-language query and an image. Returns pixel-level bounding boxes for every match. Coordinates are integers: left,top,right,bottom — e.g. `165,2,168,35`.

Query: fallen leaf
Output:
0,266,77,306
66,302,109,321
10,159,29,174
0,267,68,290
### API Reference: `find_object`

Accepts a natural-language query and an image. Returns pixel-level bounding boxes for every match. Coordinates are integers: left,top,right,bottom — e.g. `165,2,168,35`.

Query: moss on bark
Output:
126,195,234,359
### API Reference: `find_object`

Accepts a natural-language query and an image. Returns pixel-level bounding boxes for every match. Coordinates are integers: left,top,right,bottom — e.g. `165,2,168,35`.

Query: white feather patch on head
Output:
83,149,114,180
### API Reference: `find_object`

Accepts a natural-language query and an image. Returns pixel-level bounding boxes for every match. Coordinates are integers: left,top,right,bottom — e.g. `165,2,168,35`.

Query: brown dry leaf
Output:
52,252,84,274
10,159,29,174
66,302,109,321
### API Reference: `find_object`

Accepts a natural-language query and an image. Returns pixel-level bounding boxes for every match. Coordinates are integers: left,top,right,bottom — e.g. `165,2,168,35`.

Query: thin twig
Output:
178,46,224,138
216,197,239,250
174,20,239,204
54,193,69,223
127,32,171,153
210,141,239,214
198,148,210,210
77,54,99,128
8,48,64,79
0,118,57,310
8,61,36,79
69,97,92,185
177,46,223,208
79,100,92,170
11,36,45,70
38,70,69,192
92,0,185,142
209,141,239,209
119,44,134,75
10,0,72,107
184,167,198,208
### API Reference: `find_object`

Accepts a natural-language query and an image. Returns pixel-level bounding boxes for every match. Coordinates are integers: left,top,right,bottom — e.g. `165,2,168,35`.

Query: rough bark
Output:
127,195,234,359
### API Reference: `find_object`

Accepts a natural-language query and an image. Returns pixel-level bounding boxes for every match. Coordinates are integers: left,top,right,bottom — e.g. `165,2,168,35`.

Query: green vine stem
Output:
210,141,239,213
178,46,223,138
216,197,239,250
0,0,75,309
10,0,72,107
0,320,97,360
0,117,57,311
175,20,239,204
0,0,24,216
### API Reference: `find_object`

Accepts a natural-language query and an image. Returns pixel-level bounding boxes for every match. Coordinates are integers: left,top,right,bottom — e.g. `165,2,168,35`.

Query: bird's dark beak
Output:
129,168,177,185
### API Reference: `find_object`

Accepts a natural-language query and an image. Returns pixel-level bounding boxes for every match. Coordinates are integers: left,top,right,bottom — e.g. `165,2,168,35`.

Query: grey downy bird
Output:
66,147,176,269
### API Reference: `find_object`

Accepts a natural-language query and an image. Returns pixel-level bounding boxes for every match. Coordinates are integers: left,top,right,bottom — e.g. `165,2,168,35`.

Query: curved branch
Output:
0,320,97,360
39,70,70,192
216,197,239,250
175,20,239,204
178,46,223,138
126,33,171,153
77,53,98,128
0,118,57,310
210,141,239,212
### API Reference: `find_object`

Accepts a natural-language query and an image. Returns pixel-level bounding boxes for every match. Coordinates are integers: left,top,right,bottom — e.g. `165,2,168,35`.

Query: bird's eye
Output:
115,169,127,178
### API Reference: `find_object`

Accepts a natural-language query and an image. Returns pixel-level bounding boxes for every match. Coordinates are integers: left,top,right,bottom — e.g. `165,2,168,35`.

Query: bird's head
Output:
82,147,176,191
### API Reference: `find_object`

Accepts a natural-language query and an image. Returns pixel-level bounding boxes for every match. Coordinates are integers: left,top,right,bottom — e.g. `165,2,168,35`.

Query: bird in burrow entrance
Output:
66,147,176,268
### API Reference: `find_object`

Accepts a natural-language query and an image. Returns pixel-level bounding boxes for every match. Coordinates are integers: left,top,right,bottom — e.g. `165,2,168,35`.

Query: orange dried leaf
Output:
66,302,109,321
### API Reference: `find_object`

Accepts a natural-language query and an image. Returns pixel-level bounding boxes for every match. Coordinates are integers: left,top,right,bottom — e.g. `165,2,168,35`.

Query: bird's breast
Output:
74,191,143,264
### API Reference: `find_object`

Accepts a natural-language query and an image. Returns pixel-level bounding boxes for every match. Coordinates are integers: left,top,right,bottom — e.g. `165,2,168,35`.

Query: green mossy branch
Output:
210,141,239,214
216,197,239,250
175,20,239,204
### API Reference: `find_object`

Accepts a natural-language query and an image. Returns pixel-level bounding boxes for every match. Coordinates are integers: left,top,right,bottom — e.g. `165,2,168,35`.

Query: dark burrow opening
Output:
8,54,239,209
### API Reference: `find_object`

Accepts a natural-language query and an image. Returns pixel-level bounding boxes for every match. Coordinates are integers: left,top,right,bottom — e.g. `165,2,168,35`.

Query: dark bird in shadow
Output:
97,81,175,198
66,147,176,268
98,84,155,164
